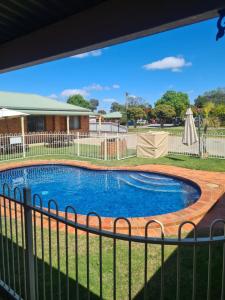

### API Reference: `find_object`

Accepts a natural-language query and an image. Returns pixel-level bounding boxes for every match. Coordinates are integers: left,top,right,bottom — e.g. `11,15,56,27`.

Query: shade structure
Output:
182,108,198,146
0,108,28,118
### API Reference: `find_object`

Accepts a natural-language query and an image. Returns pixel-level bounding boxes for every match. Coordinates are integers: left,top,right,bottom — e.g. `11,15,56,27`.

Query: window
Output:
27,116,45,132
69,116,81,129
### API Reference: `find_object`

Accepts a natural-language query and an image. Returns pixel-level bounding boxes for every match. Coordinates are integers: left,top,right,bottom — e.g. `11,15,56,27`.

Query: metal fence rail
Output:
168,132,225,159
0,132,137,162
0,186,225,299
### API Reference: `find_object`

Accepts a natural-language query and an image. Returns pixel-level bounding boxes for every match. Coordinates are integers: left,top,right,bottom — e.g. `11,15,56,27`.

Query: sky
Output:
0,17,224,112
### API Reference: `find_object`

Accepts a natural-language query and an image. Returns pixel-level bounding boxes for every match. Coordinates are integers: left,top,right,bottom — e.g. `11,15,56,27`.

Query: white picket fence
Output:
0,132,137,162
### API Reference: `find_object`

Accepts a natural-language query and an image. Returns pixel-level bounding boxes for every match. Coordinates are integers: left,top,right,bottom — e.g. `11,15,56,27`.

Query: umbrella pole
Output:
198,114,201,158
21,116,26,158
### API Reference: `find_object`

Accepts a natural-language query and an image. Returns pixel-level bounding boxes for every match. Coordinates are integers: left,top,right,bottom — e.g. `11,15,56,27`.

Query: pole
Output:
23,188,36,300
198,114,201,158
21,116,26,158
66,116,70,135
125,92,128,128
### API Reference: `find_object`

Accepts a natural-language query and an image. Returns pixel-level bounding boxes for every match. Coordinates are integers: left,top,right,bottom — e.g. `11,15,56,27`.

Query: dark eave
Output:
0,0,224,73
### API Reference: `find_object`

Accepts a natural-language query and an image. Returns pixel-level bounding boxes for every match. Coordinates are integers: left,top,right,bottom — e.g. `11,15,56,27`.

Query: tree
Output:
127,107,146,127
89,98,99,112
154,104,176,128
110,102,125,112
67,94,90,109
202,102,215,133
126,94,149,108
212,104,225,125
98,109,106,115
195,88,225,107
155,90,189,118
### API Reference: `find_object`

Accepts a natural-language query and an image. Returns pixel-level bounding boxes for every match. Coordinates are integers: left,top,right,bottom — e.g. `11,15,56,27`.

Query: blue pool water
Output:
0,165,200,218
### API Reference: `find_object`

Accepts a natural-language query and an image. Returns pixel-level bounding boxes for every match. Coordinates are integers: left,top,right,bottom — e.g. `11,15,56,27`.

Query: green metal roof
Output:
104,112,122,119
0,91,91,116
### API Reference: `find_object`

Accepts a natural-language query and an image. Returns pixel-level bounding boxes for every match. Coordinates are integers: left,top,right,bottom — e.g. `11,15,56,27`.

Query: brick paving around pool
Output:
0,159,224,237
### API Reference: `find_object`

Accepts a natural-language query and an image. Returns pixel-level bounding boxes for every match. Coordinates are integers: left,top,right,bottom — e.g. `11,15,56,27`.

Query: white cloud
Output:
60,83,120,98
103,98,118,103
71,49,102,58
61,89,89,97
84,83,106,92
143,56,192,72
48,93,58,99
112,84,120,89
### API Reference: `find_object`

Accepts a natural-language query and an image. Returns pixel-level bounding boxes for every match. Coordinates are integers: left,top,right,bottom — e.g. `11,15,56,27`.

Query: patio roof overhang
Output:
0,0,224,73
17,110,94,116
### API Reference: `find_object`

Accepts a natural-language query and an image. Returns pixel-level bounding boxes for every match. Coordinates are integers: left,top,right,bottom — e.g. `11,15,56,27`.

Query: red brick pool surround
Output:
0,160,224,236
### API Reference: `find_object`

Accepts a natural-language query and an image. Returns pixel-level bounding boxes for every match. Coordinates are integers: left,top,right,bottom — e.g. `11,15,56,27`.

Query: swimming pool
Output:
0,164,200,218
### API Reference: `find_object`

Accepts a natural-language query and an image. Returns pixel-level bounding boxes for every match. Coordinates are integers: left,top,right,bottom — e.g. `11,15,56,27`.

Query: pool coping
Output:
0,159,225,236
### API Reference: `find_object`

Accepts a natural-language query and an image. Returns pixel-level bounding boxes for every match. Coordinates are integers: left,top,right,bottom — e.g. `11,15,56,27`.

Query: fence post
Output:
77,132,80,156
104,133,107,160
21,116,26,158
116,133,120,160
23,188,36,300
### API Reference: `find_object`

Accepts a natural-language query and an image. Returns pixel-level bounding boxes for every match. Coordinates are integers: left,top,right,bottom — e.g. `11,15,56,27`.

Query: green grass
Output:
2,153,225,172
1,218,225,300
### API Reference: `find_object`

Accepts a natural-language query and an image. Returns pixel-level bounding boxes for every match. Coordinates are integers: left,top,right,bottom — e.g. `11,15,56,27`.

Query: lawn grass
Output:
2,153,225,172
1,216,225,300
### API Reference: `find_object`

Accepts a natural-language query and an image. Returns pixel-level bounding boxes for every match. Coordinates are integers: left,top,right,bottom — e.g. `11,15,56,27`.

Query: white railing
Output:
0,132,137,162
89,122,128,133
1,131,224,162
168,132,225,159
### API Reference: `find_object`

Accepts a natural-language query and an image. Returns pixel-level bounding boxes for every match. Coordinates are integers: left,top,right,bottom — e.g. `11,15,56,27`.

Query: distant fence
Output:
0,131,224,163
0,132,137,162
0,186,225,299
89,122,128,133
168,132,225,159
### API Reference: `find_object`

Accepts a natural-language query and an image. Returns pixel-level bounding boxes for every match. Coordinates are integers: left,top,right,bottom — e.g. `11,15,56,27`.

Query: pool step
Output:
118,177,185,193
129,175,179,186
139,173,175,181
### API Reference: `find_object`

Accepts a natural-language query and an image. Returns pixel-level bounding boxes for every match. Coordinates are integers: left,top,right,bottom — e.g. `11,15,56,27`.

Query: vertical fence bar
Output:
116,133,120,160
77,132,80,157
104,133,107,161
23,188,36,300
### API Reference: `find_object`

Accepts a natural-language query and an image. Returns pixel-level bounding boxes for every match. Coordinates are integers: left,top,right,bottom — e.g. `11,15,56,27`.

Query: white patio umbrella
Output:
0,108,28,118
182,108,198,146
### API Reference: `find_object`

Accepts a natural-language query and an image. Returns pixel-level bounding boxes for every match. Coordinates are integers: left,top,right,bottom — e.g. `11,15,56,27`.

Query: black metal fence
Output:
0,185,225,300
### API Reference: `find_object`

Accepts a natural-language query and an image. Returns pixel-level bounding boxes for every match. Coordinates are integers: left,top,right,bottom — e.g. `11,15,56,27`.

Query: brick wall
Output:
0,118,23,134
0,115,89,134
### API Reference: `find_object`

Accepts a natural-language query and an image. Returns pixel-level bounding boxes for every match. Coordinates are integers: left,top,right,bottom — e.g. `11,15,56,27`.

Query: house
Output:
103,112,122,123
0,91,92,134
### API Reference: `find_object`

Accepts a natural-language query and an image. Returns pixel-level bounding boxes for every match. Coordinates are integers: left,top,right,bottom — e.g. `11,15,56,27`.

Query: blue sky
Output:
0,17,224,112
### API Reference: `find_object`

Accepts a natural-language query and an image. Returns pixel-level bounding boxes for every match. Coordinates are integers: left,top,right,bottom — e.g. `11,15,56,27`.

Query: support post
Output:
21,116,26,158
66,116,70,135
23,188,36,300
77,132,80,156
104,133,107,161
98,115,102,135
198,114,201,158
116,132,120,160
